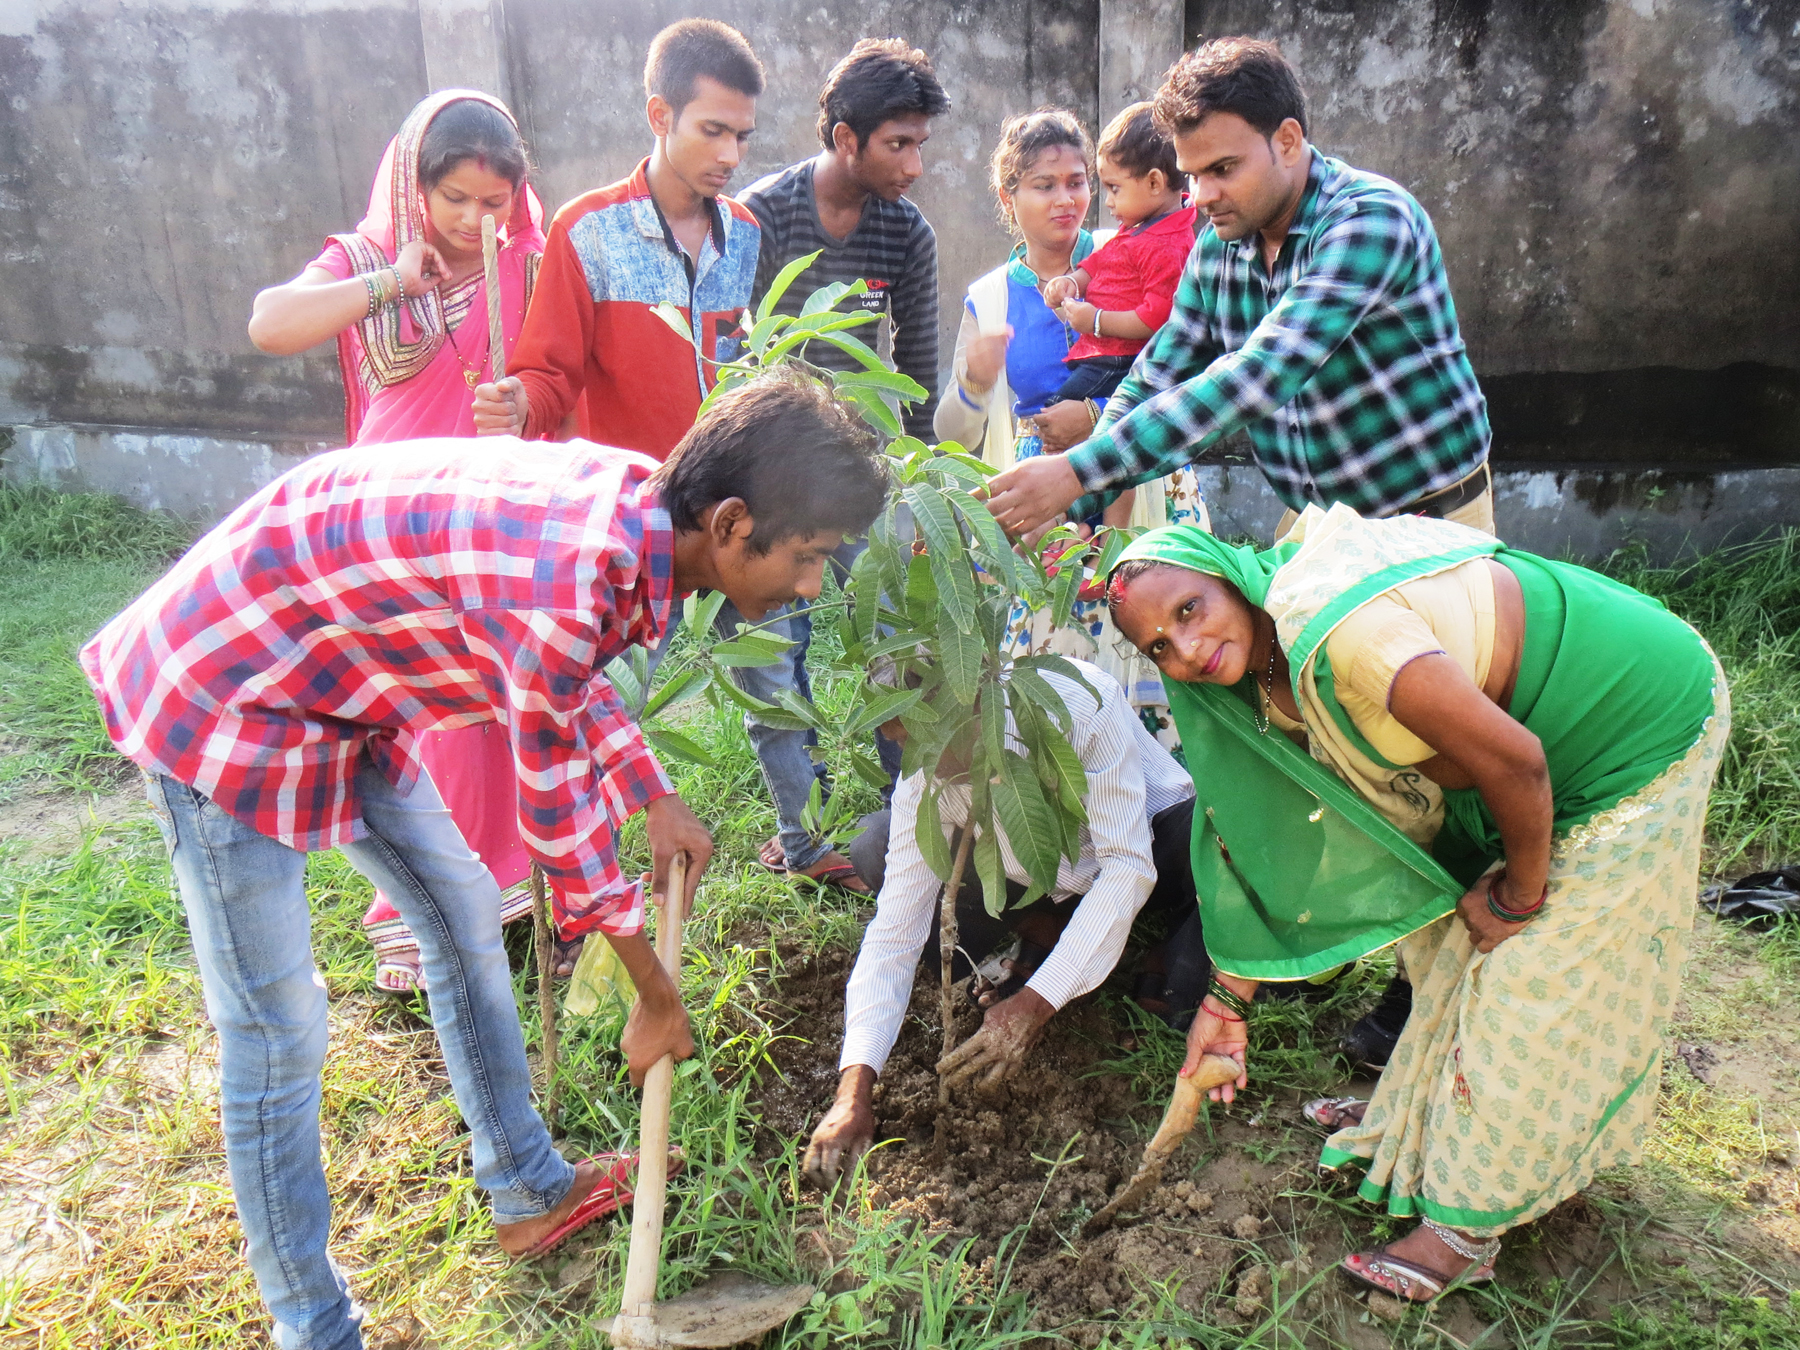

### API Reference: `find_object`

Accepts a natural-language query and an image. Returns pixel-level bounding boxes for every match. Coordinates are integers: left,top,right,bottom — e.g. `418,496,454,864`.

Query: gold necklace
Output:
444,321,487,389
1253,622,1279,736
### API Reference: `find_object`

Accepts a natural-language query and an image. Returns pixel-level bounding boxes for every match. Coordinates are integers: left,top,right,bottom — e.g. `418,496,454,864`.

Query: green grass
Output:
1602,530,1800,870
0,486,195,795
3,492,1800,1347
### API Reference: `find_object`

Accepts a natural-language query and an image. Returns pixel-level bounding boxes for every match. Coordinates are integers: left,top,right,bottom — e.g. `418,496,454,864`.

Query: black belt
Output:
1405,462,1491,519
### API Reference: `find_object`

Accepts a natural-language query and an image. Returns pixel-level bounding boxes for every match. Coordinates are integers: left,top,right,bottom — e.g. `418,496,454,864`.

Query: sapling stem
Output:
531,863,562,1135
934,825,977,1159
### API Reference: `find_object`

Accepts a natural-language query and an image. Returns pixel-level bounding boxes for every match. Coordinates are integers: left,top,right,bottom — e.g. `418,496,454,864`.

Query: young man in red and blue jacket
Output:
473,19,764,457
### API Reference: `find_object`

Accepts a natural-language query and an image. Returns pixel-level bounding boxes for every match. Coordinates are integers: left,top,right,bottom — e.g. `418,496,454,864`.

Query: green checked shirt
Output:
1069,148,1489,519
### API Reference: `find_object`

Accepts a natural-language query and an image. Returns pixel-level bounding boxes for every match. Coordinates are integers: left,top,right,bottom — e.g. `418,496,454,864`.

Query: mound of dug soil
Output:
756,949,1327,1338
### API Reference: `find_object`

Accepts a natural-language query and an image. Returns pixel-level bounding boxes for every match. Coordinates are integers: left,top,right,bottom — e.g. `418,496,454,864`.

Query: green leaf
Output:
1049,549,1085,630
937,612,984,706
755,250,821,326
810,329,887,372
640,665,710,720
712,674,812,730
992,750,1062,892
849,553,881,646
774,687,826,730
904,552,939,621
980,684,1009,767
683,588,727,635
974,823,1008,919
1006,665,1075,737
649,301,693,343
1015,654,1104,713
642,724,716,767
745,310,789,359
916,782,954,881
710,640,792,668
848,748,890,790
849,685,923,736
801,277,868,316
904,483,978,634
833,368,930,404
603,655,644,713
843,385,902,438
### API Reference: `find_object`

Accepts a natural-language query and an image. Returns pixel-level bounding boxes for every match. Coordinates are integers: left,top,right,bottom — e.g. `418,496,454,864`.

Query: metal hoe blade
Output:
611,1272,815,1348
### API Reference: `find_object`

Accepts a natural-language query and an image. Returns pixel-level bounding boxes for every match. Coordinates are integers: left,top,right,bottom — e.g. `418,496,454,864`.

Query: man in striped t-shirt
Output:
740,37,948,442
725,39,949,892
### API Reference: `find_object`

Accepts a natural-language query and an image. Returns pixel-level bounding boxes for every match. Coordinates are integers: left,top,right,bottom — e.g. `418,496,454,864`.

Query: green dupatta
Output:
1112,514,1717,980
1112,524,1481,981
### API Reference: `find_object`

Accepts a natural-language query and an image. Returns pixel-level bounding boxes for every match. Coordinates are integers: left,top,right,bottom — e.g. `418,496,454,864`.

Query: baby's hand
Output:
1041,275,1080,310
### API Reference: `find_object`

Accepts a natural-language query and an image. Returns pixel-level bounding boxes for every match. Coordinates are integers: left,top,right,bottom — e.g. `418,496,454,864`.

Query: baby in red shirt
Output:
1044,102,1196,405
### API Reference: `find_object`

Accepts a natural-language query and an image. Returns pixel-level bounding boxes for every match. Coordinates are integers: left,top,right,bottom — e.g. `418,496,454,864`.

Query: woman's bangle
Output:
389,264,405,306
1486,870,1547,923
1206,980,1254,1020
1201,997,1244,1024
1091,307,1103,338
956,374,988,411
1083,397,1100,431
361,272,382,319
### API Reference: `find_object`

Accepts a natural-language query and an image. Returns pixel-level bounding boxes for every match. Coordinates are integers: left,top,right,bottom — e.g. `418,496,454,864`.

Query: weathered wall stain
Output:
0,0,1796,475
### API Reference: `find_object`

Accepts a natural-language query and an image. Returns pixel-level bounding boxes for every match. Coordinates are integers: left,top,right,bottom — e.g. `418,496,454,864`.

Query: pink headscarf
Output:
333,90,546,433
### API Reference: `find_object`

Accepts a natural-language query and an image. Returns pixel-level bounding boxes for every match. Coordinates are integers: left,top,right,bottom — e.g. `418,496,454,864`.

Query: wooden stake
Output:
933,826,976,1160
481,214,505,384
531,863,561,1135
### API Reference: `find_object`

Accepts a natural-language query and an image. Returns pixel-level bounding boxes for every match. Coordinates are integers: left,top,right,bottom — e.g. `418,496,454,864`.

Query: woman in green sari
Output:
1103,503,1729,1303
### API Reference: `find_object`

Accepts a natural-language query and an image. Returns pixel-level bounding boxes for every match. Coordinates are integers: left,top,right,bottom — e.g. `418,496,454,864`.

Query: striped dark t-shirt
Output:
740,160,939,440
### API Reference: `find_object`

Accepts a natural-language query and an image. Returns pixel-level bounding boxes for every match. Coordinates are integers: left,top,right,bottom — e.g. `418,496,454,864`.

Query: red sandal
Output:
505,1147,685,1259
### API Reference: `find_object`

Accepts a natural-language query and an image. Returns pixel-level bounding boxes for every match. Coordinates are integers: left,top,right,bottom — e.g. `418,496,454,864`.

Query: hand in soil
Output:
937,987,1054,1089
1182,1006,1249,1104
803,1065,876,1191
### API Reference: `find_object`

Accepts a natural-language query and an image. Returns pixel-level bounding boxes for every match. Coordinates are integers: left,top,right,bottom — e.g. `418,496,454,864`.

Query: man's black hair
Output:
652,372,889,555
816,38,950,150
644,18,765,117
1154,37,1308,140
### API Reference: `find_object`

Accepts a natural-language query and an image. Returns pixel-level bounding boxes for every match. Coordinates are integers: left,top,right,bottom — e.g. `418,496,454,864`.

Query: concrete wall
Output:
0,0,1098,440
2,0,1798,556
1188,0,1800,467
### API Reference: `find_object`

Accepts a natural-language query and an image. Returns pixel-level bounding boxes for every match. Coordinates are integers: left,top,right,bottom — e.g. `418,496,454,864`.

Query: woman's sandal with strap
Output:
1340,1220,1499,1305
1301,1096,1368,1131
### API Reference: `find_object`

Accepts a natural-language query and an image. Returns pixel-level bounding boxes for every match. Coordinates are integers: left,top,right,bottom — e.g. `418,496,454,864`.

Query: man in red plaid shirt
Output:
81,374,886,1350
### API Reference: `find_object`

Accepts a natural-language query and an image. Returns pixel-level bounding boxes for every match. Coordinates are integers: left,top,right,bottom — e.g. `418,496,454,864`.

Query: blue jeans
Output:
146,761,574,1350
715,542,901,871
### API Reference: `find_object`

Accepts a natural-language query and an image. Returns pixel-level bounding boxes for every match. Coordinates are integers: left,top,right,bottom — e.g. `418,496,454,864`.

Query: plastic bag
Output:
1701,867,1800,928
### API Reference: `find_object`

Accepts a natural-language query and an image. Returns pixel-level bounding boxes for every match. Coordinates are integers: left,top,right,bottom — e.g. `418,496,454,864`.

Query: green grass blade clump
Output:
0,481,193,564
1599,529,1800,869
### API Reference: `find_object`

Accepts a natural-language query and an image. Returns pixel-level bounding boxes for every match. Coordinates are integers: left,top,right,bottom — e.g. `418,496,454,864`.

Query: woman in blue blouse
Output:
935,109,1204,736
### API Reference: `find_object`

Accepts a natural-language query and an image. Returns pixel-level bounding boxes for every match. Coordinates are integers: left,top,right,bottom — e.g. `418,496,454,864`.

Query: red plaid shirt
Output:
80,438,677,938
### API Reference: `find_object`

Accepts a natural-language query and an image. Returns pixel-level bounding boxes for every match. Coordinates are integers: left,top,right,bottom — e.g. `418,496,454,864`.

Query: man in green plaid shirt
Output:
986,38,1492,539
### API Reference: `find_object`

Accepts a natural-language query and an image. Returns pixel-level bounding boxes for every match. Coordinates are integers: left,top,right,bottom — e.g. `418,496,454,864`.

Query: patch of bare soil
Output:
759,949,1352,1340
0,783,147,854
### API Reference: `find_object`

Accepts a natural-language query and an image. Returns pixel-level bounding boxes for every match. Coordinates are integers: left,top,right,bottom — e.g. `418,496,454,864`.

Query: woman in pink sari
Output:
250,90,556,991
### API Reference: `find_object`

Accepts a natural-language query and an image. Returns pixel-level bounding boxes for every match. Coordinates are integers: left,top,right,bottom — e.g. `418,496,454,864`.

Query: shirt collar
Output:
1235,145,1331,260
628,157,728,259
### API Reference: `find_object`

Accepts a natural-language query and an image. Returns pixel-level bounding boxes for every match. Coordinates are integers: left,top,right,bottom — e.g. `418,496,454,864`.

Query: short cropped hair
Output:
652,372,889,555
644,19,765,116
1097,101,1179,184
1153,37,1308,140
817,38,950,150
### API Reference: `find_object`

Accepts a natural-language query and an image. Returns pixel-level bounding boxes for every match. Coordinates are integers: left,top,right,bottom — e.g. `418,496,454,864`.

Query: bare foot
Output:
494,1159,603,1257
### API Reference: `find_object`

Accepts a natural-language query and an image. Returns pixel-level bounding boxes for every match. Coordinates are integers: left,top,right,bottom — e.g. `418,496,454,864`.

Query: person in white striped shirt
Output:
803,658,1201,1189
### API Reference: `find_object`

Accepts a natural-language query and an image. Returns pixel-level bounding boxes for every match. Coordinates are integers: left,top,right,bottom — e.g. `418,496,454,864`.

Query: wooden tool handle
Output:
481,213,505,384
616,853,688,1319
1143,1053,1239,1163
